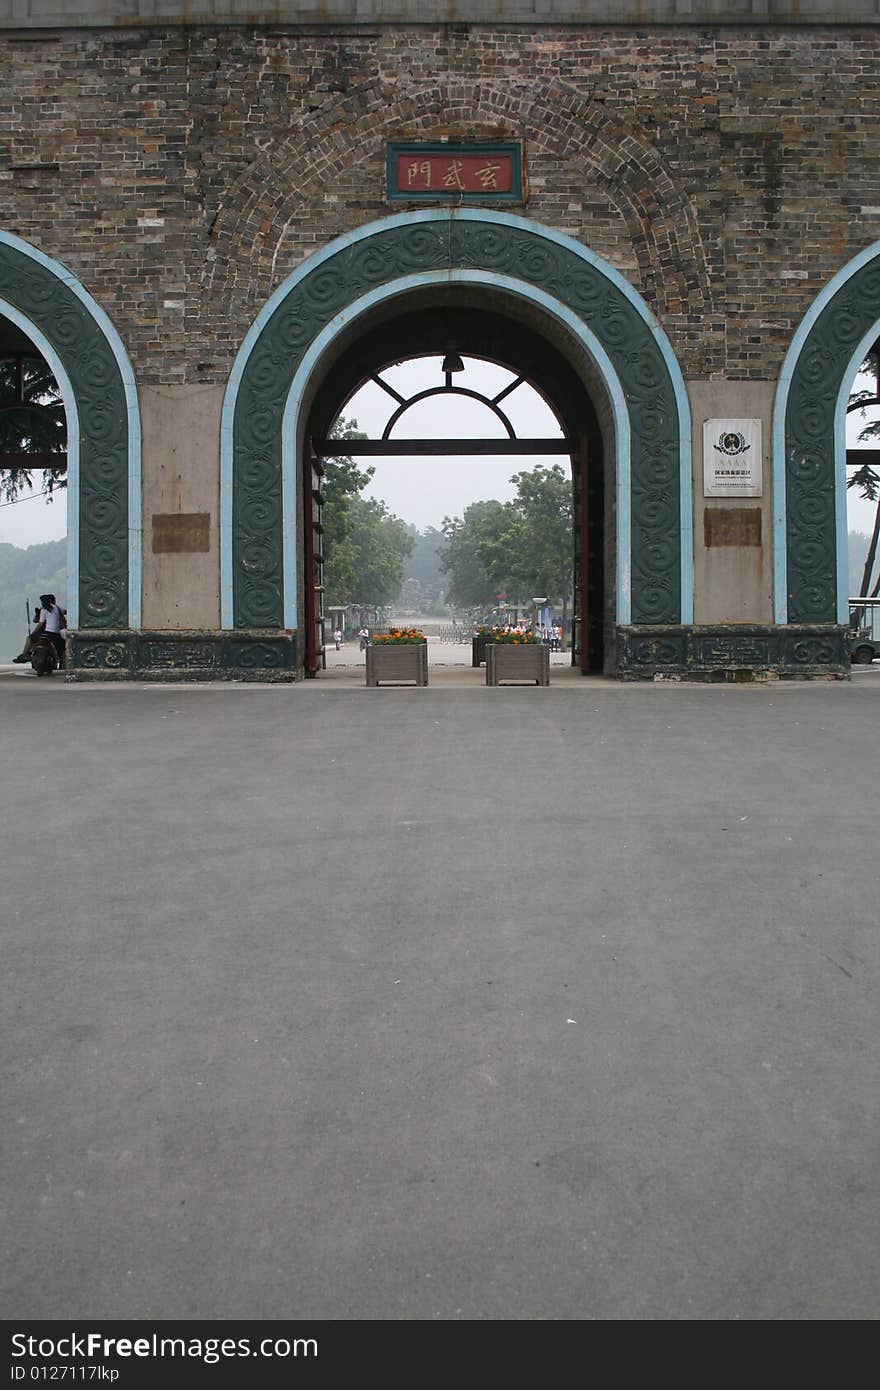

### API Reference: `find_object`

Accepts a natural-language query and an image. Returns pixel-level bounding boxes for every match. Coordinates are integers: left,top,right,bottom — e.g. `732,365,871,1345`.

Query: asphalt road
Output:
2,670,879,1319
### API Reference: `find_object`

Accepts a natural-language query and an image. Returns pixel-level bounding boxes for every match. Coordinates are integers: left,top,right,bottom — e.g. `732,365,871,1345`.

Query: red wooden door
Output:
303,439,325,676
571,436,589,674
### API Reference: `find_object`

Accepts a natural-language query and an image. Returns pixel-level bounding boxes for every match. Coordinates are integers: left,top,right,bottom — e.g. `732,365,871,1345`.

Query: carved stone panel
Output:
67,630,296,681
692,633,771,666
617,625,848,679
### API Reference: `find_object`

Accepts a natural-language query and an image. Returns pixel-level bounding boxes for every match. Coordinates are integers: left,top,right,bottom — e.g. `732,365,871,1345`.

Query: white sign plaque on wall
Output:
702,419,763,497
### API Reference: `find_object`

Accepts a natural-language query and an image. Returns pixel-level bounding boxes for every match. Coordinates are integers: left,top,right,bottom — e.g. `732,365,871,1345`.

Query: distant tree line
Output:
399,526,448,615
323,447,575,622
3,380,877,647
1,530,871,662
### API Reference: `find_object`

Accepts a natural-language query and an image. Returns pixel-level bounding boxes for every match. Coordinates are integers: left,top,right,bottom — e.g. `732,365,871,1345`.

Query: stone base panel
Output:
67,630,297,682
68,625,848,682
616,625,850,681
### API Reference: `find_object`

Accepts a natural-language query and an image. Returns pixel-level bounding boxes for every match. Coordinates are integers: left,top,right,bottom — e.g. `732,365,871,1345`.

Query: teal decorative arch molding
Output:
775,240,880,625
0,232,140,629
223,210,691,630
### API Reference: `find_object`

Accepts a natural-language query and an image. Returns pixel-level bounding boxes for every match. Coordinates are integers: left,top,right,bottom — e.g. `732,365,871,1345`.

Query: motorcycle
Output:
30,631,60,677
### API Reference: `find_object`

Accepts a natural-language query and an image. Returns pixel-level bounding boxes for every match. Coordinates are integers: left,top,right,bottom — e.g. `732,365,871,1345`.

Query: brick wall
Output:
0,22,877,384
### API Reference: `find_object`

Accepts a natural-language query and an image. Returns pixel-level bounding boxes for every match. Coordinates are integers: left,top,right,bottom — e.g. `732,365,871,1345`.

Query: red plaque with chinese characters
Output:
387,142,523,204
397,151,513,195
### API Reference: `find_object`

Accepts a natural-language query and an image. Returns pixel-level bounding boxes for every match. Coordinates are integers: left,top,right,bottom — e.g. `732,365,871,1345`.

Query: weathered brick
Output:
0,23,876,384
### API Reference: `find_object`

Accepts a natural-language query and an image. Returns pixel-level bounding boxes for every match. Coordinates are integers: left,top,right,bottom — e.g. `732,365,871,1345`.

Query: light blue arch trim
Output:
0,296,81,626
772,238,880,626
220,208,693,628
0,230,142,628
279,270,632,628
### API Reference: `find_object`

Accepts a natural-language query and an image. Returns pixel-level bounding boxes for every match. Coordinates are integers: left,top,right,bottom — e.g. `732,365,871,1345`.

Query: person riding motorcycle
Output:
13,593,67,667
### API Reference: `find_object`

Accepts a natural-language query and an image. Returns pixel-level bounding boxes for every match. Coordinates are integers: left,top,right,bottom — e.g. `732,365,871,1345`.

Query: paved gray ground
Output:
2,670,879,1320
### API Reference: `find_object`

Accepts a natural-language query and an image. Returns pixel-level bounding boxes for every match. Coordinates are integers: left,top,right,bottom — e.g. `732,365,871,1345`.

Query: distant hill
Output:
0,539,66,660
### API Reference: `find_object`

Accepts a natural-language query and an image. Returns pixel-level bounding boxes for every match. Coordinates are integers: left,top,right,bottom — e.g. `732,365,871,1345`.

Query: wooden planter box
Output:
472,633,490,666
365,642,428,686
486,642,550,686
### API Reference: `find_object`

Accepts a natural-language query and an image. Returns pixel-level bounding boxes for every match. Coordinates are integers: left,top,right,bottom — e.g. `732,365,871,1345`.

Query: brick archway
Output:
222,209,692,652
204,76,713,339
774,240,880,626
0,231,140,632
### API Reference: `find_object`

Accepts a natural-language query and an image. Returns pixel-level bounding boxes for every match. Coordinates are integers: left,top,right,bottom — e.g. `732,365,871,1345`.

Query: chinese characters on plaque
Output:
702,418,763,497
386,143,523,203
400,153,511,194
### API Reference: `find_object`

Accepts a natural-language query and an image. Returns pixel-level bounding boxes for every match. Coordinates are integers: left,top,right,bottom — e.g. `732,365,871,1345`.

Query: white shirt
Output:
42,604,65,634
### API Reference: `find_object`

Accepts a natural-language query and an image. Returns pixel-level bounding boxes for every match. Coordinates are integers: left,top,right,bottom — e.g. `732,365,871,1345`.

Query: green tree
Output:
321,419,373,606
440,499,508,610
479,465,573,627
346,495,414,607
321,417,413,608
0,355,67,504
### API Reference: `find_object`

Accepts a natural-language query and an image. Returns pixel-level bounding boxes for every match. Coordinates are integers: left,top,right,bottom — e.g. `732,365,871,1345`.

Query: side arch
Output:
774,240,880,626
222,209,692,635
0,231,141,629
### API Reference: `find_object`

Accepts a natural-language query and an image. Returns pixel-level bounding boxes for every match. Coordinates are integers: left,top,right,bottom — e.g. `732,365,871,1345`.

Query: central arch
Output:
304,300,609,674
222,210,692,663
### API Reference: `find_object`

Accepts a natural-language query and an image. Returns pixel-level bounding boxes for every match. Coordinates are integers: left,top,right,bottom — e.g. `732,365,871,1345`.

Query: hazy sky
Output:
0,359,877,547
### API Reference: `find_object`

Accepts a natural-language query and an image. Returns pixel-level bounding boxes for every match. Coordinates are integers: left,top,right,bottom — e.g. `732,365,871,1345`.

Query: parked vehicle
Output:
848,597,880,664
